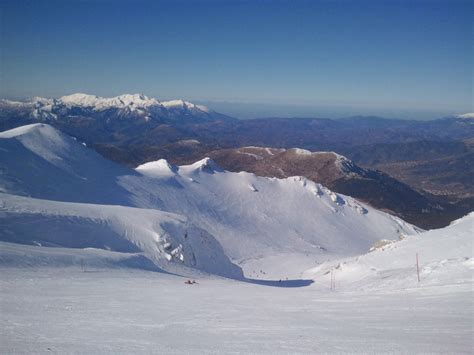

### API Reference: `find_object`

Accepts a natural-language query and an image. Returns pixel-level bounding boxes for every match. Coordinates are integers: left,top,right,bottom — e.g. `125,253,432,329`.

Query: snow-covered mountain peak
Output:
0,123,69,149
58,93,161,110
162,99,210,113
286,148,357,174
0,123,46,139
31,96,55,105
136,159,178,177
180,157,222,174
161,99,186,107
456,113,474,119
59,93,99,106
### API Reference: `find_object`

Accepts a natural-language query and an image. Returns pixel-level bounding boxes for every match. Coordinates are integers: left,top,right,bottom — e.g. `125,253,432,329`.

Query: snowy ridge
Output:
59,93,162,113
161,99,210,113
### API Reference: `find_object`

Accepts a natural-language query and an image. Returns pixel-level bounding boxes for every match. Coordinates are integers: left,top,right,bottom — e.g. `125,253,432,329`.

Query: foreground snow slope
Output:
304,213,473,291
0,124,420,277
1,268,472,354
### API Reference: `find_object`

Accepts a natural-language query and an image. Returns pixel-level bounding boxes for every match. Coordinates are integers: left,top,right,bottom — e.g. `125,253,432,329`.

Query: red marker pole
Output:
416,253,420,282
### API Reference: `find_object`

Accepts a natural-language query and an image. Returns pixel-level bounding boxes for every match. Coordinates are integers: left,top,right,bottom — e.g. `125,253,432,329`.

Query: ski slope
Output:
1,266,472,354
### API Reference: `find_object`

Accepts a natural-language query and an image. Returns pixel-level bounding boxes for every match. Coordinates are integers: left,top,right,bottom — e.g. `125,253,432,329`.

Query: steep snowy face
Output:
130,158,421,276
146,160,419,248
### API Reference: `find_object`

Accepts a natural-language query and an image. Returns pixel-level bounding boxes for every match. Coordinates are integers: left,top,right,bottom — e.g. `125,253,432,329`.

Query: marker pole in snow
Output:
416,253,420,282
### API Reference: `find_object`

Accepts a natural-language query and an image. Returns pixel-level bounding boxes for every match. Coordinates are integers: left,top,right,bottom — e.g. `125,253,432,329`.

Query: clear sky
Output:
1,0,472,119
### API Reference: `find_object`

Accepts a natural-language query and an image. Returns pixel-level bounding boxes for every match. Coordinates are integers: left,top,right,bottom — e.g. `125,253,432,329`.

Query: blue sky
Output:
1,0,472,119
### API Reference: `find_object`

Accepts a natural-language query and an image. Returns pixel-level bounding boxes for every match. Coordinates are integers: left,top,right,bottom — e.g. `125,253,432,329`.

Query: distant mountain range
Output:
0,93,219,121
0,93,232,144
1,94,472,148
1,93,472,229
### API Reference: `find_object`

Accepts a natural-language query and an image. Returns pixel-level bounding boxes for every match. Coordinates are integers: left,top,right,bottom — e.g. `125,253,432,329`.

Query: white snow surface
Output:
136,158,178,177
456,112,474,119
0,193,242,278
161,99,210,113
130,160,419,278
304,212,473,291
0,267,472,353
59,93,160,109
